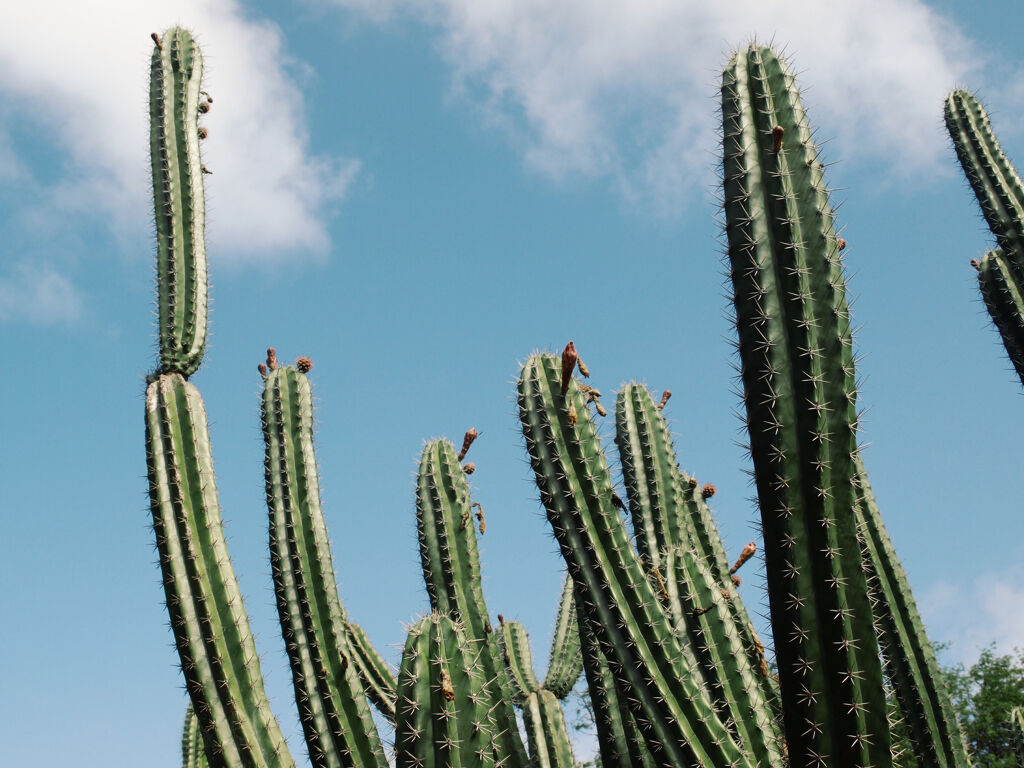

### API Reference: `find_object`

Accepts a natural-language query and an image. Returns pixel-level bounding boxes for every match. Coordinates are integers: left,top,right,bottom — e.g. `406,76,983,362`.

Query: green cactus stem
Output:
575,600,656,768
498,620,576,768
261,362,387,768
415,438,528,767
518,353,748,768
182,704,210,768
852,455,971,768
344,621,397,724
1011,706,1024,768
146,373,293,768
721,44,890,768
394,613,496,768
945,90,1024,385
150,28,208,377
540,575,583,698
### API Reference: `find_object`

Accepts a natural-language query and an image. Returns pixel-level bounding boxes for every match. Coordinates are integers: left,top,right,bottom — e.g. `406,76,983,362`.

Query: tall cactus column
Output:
145,28,294,768
945,89,1024,385
721,44,890,768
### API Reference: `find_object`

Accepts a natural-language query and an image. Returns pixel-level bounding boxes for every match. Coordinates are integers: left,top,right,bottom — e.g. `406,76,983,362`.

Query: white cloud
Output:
920,568,1024,665
0,1,357,264
0,262,84,325
329,0,977,211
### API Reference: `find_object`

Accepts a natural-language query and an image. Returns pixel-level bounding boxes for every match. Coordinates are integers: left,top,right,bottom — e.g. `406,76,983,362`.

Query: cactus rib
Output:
150,28,208,377
182,704,211,768
541,575,583,698
344,621,398,724
146,373,294,768
721,44,890,768
262,364,387,768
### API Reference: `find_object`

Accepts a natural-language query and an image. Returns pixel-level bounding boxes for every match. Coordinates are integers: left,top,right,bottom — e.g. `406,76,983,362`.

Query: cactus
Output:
394,613,497,768
497,576,583,768
852,455,972,768
415,438,529,767
151,27,208,377
944,89,1024,385
721,44,892,768
1011,706,1024,768
144,29,975,768
261,360,388,768
182,704,210,768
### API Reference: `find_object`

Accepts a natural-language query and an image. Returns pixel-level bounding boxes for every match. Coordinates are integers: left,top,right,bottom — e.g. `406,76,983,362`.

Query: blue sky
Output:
2,1,1024,766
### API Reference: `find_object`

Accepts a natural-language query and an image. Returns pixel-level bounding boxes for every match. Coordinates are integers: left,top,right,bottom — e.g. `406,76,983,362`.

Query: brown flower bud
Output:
266,348,278,370
257,363,268,380
658,390,672,410
729,541,757,575
296,357,313,373
560,341,578,395
971,258,981,270
151,32,162,50
701,483,716,499
463,462,476,475
457,427,480,461
772,125,784,152
837,237,847,251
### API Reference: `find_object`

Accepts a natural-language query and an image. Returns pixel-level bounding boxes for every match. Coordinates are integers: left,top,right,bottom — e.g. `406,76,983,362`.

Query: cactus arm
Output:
975,248,1024,384
499,620,540,705
852,455,972,768
344,621,398,724
394,614,497,768
150,28,207,377
262,365,387,768
944,90,1024,263
668,547,785,767
146,374,294,768
521,691,576,768
575,598,656,768
518,354,749,768
415,439,529,767
182,704,210,768
540,575,583,698
721,44,890,768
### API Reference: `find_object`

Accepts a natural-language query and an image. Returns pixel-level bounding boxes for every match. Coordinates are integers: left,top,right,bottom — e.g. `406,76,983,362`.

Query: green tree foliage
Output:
944,646,1024,768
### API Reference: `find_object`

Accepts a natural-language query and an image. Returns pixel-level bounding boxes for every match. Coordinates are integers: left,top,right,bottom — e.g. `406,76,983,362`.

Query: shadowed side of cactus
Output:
1011,707,1024,768
151,27,208,377
415,438,529,767
945,89,1024,385
852,455,972,768
261,362,388,768
721,44,890,768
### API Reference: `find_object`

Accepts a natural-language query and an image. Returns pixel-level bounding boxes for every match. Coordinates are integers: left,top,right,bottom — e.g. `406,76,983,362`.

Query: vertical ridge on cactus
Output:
182,704,210,768
721,44,890,768
262,364,388,768
344,621,398,724
150,27,208,377
540,575,584,698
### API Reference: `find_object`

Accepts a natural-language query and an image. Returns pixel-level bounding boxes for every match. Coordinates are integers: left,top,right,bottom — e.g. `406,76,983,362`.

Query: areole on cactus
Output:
144,26,972,768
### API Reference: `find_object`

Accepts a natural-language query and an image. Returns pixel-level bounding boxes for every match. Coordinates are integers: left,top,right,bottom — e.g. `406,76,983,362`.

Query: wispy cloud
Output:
0,262,84,326
328,0,977,211
921,567,1024,665
0,0,357,264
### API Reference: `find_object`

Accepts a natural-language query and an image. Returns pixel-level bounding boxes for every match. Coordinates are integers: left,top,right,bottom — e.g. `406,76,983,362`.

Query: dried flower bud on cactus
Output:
440,669,456,701
701,483,716,499
731,574,742,587
729,541,758,575
198,100,211,114
687,476,698,490
457,428,480,461
568,403,578,426
577,357,590,378
266,348,278,370
837,237,847,251
296,357,313,373
560,341,578,395
473,501,486,534
611,493,625,510
971,258,981,270
658,390,672,410
772,124,784,152
463,462,476,475
151,32,162,49
197,126,208,139
257,363,268,379
594,401,607,417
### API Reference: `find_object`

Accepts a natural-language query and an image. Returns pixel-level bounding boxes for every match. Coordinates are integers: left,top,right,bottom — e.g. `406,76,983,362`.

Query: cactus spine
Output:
945,90,1024,385
261,362,388,768
151,27,208,377
721,44,890,768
